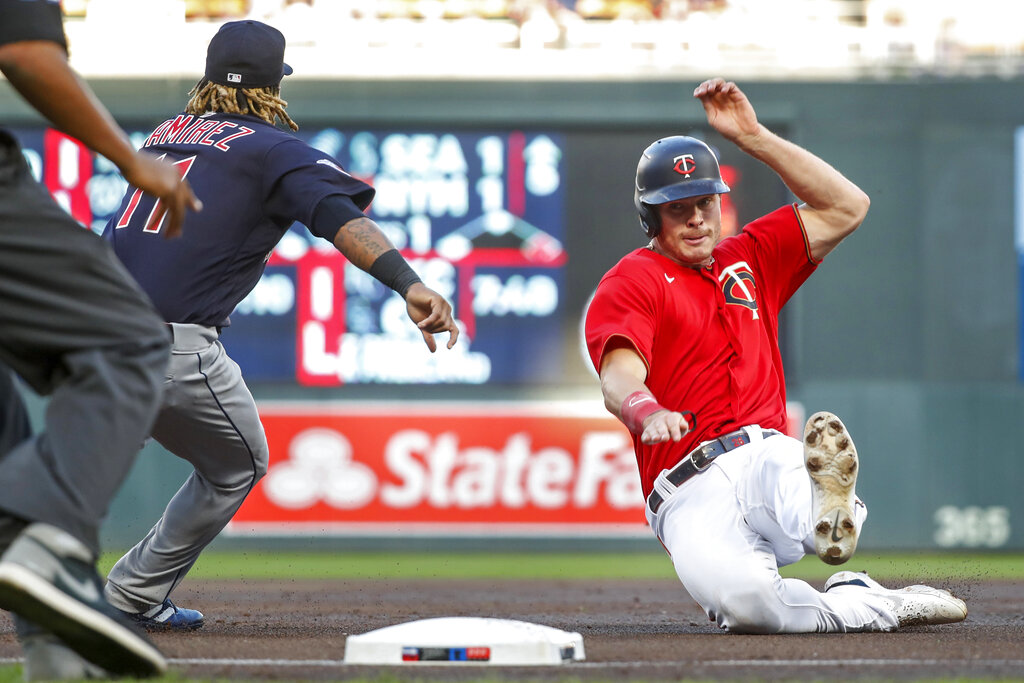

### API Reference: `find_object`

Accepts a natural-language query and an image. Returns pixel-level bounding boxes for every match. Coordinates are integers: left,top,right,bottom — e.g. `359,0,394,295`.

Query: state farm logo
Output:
263,429,376,509
261,427,641,511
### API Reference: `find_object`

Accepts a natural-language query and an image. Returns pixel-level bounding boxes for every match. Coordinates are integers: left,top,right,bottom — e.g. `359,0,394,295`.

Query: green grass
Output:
95,549,1024,582
780,551,1024,582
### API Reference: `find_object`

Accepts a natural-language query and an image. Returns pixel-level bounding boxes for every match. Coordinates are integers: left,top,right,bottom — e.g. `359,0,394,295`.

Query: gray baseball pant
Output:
0,130,170,557
104,323,269,613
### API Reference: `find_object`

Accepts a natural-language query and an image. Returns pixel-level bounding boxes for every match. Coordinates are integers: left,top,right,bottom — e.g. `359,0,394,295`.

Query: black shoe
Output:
0,523,166,677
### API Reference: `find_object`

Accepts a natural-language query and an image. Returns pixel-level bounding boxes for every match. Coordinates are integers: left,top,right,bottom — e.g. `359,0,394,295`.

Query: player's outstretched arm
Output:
0,40,201,238
693,78,869,261
599,346,692,445
331,215,397,270
333,215,458,351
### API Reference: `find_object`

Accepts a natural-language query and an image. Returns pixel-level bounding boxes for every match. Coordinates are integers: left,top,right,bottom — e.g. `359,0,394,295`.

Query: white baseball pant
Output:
646,426,898,633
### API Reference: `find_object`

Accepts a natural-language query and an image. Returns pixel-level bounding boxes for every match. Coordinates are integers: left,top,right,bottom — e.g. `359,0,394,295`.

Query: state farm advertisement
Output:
227,403,648,537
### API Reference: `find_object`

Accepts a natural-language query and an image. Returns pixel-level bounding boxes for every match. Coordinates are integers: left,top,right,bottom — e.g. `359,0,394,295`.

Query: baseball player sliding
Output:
585,78,967,633
92,20,456,635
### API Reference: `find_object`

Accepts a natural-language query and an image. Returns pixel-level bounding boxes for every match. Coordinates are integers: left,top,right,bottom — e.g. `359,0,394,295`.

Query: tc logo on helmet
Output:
672,154,696,177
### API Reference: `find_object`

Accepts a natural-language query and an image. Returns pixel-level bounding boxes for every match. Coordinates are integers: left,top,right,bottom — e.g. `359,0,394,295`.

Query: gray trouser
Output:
0,130,169,557
104,324,268,612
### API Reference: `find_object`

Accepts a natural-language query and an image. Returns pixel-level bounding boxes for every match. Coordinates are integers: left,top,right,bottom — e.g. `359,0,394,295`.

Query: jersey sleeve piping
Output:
791,202,821,265
599,333,651,376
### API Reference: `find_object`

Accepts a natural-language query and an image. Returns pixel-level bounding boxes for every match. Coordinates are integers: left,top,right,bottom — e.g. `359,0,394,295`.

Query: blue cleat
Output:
123,599,204,631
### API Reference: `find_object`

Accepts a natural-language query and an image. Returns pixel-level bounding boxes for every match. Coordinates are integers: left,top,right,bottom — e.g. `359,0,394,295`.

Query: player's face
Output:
652,194,722,267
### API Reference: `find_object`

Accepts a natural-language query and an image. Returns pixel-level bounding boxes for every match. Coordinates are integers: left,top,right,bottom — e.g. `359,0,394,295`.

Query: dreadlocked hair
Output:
185,79,298,132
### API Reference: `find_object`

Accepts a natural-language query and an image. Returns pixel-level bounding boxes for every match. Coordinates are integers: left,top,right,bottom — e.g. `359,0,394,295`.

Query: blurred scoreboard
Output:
12,126,567,386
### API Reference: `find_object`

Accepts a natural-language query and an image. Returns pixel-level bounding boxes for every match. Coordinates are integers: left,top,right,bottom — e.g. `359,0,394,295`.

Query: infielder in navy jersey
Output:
96,20,459,631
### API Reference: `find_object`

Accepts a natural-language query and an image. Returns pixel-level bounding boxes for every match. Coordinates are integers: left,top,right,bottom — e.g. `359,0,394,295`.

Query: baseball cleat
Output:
0,523,166,678
121,598,205,631
825,570,968,627
804,411,859,565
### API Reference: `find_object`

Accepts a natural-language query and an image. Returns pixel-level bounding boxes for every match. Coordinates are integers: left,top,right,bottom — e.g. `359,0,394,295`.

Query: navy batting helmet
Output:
634,136,730,238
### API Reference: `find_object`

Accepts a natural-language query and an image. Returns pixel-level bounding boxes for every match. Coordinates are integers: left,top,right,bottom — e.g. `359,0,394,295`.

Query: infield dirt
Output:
3,575,1022,681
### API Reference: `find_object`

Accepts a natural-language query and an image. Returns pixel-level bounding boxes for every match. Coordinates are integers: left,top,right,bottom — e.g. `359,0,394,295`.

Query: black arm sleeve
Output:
310,193,368,242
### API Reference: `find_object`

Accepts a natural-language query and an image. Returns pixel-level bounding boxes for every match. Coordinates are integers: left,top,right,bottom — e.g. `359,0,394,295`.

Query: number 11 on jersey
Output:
114,154,197,234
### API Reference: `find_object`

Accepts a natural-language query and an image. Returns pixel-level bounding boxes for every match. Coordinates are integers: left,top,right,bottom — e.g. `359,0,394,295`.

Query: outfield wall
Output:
2,76,1022,551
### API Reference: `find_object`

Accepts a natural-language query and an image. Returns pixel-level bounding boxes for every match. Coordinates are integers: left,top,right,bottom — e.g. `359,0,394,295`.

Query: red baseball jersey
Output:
585,204,818,497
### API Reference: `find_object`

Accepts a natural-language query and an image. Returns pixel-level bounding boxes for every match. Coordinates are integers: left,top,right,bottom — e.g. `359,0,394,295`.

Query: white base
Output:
343,617,585,665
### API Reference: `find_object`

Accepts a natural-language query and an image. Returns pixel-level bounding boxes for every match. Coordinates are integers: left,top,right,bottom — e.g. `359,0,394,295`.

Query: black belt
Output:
646,427,780,514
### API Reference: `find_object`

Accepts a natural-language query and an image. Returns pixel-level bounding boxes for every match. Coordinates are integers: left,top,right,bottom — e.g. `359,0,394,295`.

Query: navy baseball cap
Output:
205,20,293,88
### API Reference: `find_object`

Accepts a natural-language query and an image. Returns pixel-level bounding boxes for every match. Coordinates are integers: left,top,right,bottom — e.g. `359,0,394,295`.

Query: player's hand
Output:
120,151,202,239
640,410,693,445
693,78,761,146
405,282,459,352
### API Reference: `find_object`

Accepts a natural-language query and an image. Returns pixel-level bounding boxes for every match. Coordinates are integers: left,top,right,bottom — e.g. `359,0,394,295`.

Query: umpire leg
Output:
0,364,34,551
0,363,33,458
0,131,170,557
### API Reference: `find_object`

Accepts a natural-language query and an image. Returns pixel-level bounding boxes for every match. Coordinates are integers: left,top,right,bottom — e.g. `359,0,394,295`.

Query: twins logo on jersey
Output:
718,261,759,320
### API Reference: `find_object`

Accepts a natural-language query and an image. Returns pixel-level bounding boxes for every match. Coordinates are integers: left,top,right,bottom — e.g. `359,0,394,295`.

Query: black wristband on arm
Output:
369,249,422,298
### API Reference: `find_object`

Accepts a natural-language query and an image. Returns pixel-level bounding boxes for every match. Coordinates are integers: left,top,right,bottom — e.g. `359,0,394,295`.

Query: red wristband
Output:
621,391,667,434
